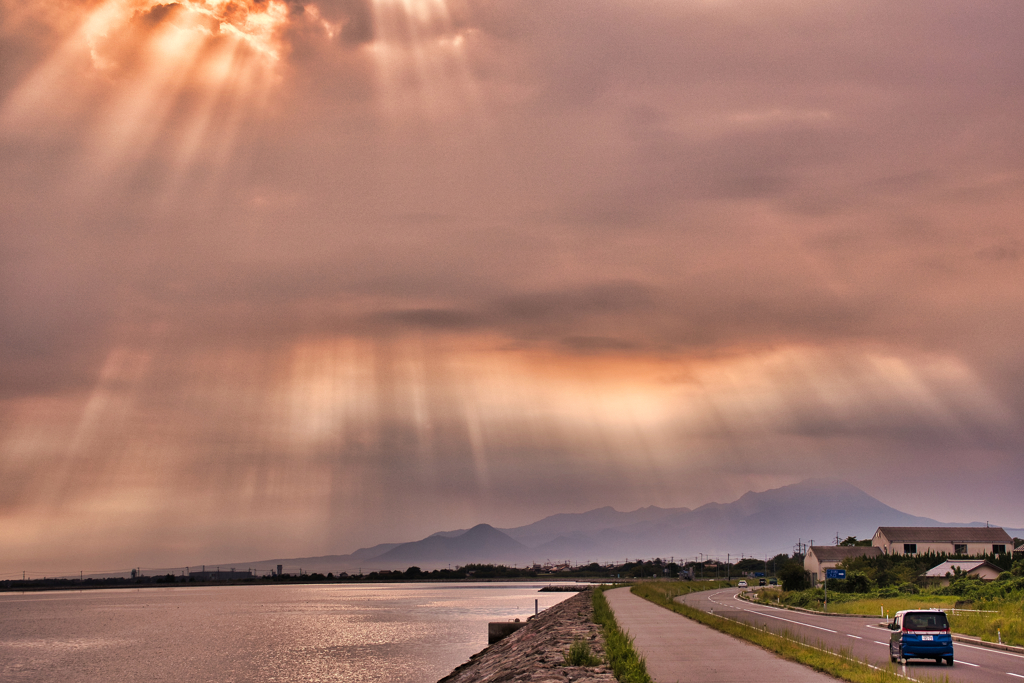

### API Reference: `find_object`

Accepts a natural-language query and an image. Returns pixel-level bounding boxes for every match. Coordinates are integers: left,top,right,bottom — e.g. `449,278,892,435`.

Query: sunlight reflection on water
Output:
0,583,573,682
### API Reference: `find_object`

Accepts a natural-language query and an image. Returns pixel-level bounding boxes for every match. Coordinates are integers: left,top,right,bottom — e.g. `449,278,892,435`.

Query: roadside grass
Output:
632,582,955,683
592,586,653,683
752,590,1024,647
753,592,958,618
948,603,1024,646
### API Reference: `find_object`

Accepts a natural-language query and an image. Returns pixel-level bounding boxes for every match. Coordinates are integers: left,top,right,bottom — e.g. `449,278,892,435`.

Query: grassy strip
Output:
592,586,653,683
632,582,953,683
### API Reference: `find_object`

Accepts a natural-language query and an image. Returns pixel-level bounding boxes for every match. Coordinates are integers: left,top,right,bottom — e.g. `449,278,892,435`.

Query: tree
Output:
779,564,809,591
839,536,871,547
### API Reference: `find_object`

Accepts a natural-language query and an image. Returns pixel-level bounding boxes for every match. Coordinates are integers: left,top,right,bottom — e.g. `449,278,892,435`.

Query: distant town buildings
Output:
188,568,253,581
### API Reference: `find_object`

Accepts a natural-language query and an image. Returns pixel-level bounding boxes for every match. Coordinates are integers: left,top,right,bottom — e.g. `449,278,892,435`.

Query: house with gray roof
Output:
872,527,1012,557
804,545,882,587
921,559,1004,586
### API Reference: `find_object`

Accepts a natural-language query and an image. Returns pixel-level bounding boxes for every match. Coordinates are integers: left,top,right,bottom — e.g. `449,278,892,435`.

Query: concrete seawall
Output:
438,589,616,683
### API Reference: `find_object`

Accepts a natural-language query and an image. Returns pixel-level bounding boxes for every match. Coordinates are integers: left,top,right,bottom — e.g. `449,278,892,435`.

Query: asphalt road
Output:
679,587,1024,683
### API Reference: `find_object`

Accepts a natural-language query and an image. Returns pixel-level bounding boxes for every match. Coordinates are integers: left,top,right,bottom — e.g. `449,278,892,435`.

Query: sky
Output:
2,0,1023,577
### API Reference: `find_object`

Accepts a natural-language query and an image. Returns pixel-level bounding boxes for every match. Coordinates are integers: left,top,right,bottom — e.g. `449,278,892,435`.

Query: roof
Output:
921,560,1004,578
808,546,882,562
875,527,1012,543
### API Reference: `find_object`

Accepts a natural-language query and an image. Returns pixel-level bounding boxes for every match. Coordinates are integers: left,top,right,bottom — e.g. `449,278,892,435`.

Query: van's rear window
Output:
904,613,949,630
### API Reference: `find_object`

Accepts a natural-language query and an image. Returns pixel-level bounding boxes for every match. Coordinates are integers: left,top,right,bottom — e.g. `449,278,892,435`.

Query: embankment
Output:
438,588,616,683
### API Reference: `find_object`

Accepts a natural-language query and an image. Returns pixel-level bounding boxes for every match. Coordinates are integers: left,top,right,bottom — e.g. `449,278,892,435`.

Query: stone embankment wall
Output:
439,588,617,683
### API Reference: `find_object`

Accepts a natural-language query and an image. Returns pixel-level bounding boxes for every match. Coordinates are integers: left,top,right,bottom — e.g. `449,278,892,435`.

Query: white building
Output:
804,545,882,587
872,527,1012,557
921,559,1004,586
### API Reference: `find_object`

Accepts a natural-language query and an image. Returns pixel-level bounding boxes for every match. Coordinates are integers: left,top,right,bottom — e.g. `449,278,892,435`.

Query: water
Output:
0,582,574,682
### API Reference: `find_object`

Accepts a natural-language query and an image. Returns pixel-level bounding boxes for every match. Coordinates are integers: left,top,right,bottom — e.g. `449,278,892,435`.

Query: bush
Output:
779,564,809,592
563,638,602,667
832,571,871,593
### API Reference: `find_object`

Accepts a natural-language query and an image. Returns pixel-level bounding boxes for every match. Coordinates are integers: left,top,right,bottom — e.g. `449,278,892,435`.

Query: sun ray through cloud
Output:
0,0,312,187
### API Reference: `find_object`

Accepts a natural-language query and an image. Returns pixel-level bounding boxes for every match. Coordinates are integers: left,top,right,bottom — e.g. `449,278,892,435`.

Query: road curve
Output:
680,587,1024,683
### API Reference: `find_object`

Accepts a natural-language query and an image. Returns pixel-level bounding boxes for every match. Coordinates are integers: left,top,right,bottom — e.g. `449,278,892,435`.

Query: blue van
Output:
888,610,954,666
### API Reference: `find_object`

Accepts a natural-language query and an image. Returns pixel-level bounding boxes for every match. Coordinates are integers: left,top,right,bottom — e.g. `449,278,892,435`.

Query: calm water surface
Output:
0,582,574,682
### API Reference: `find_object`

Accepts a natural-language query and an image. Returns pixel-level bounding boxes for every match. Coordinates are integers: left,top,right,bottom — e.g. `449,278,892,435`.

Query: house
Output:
872,527,1012,556
921,560,1004,586
804,545,882,587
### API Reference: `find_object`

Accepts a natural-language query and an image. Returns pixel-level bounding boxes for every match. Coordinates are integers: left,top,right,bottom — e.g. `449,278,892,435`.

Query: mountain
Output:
236,479,1024,573
499,505,690,547
554,477,943,561
368,524,529,567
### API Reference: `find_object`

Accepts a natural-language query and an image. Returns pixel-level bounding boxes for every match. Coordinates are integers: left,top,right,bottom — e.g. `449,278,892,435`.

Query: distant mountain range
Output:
237,478,1024,574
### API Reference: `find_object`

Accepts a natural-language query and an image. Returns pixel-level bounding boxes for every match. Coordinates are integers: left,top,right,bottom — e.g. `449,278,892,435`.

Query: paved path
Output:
604,587,837,683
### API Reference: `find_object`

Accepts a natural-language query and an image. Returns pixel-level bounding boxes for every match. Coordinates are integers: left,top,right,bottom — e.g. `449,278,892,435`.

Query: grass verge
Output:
632,582,955,683
593,586,653,683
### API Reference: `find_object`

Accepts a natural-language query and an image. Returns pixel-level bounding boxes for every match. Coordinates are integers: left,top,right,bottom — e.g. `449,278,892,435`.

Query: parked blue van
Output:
888,610,954,666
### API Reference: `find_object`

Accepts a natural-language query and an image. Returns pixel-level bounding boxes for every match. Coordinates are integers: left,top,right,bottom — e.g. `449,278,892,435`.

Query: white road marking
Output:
847,634,862,639
734,606,838,633
956,642,1024,660
955,660,979,667
874,641,889,646
1006,673,1024,679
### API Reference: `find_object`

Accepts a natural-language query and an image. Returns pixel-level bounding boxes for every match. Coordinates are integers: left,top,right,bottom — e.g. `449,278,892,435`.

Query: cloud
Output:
2,0,1024,574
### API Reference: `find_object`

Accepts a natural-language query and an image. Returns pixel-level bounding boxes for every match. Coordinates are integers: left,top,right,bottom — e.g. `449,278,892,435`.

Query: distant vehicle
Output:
758,578,766,586
737,580,747,587
768,578,777,585
889,610,953,666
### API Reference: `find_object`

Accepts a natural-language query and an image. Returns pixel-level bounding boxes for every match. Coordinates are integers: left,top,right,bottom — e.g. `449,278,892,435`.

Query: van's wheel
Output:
944,657,953,667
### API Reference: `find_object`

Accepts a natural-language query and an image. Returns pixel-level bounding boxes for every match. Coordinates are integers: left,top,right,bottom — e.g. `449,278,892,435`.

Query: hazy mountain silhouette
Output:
370,524,529,567
499,505,690,547
234,479,1023,573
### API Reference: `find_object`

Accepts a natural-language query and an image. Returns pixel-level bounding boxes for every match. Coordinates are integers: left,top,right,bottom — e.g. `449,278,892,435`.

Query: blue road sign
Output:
825,569,846,580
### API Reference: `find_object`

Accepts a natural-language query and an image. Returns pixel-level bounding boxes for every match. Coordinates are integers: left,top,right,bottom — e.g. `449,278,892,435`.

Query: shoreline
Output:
0,578,603,594
438,588,616,683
